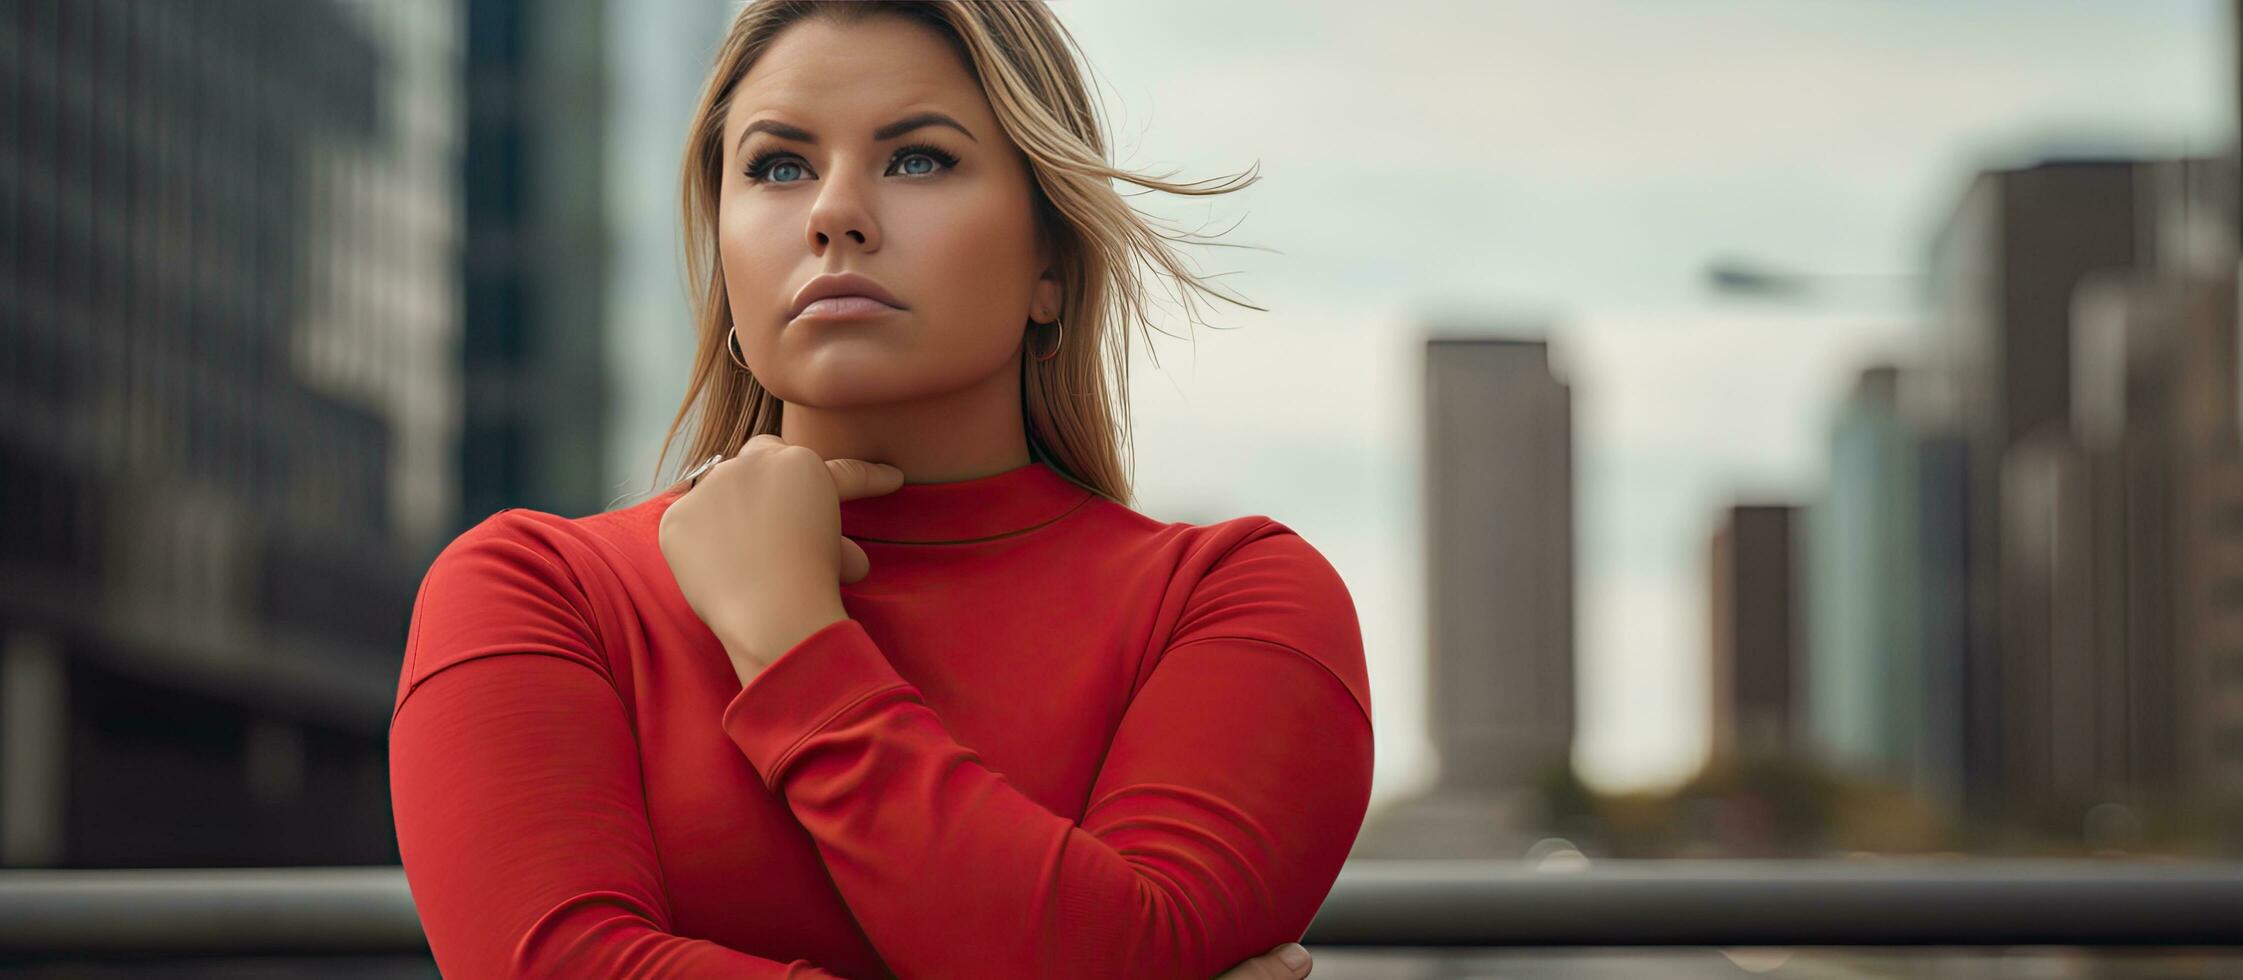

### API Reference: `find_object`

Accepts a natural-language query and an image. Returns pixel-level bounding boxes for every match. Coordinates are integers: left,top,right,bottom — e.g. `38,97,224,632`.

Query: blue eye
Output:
747,156,806,184
742,142,960,185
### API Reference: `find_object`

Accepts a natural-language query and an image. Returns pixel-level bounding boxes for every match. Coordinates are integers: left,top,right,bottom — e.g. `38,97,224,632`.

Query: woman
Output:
387,2,1373,976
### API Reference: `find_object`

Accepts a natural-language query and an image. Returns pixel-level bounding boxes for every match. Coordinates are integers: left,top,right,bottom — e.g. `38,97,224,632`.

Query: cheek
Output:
904,187,1041,335
717,196,787,319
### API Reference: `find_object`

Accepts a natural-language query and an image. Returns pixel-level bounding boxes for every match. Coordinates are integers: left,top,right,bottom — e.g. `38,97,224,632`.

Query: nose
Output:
805,164,879,254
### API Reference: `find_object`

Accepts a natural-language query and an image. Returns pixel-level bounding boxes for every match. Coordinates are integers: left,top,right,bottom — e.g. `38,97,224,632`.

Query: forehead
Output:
727,17,986,134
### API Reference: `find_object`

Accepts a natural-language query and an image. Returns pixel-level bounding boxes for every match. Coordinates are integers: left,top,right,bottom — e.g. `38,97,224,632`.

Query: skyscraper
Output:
0,0,462,867
461,0,614,521
1926,155,2243,836
2068,156,2243,830
1354,333,1575,859
1925,160,2160,829
1708,503,1800,761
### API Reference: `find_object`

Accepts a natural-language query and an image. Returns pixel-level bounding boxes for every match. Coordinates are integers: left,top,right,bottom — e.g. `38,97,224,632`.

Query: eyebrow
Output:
734,111,979,157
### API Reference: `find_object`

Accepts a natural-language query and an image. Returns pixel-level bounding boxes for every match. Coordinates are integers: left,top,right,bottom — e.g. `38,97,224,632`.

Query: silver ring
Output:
683,453,724,487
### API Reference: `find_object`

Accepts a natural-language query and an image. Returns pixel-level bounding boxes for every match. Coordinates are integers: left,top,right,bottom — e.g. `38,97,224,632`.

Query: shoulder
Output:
1179,516,1354,609
411,491,682,645
424,489,675,601
396,507,620,722
1164,516,1369,723
420,506,599,602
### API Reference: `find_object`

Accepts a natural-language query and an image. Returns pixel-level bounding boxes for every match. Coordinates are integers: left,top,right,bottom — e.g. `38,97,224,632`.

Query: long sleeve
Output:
389,515,847,979
721,524,1376,980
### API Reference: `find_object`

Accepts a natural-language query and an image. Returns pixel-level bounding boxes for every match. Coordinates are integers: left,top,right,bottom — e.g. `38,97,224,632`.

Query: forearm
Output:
394,654,852,979
720,619,1370,979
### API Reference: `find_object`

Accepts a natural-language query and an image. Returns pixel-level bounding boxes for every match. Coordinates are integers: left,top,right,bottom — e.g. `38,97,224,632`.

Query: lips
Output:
797,296,901,318
790,272,907,320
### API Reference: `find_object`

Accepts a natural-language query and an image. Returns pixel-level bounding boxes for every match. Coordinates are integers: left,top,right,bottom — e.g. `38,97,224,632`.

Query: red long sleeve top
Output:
387,459,1374,979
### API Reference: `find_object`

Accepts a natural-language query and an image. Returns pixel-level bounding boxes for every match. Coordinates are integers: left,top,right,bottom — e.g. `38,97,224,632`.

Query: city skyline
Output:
1041,0,2236,797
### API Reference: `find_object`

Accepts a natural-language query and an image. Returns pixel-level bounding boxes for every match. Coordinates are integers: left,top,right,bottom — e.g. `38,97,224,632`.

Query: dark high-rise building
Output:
2068,156,2243,832
1925,160,2161,828
1708,504,1800,761
461,0,613,521
1927,155,2243,835
0,0,462,867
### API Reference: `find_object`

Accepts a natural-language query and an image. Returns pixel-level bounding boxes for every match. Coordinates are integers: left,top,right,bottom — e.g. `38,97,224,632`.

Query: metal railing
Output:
1311,859,2243,947
2,860,2240,956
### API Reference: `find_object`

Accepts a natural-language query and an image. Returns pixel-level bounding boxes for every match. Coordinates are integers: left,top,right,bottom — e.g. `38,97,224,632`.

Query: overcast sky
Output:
1037,0,2235,799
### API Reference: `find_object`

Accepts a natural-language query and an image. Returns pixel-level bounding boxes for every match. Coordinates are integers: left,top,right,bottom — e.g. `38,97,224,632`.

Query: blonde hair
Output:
644,0,1265,508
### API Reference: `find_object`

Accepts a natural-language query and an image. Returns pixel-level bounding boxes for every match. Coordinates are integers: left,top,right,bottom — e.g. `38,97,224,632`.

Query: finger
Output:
837,537,870,585
1215,951,1284,980
1253,943,1310,979
1227,960,1274,980
826,457,905,502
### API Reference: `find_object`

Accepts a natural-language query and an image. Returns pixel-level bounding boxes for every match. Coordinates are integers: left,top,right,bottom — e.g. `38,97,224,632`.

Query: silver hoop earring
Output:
1030,318,1064,362
726,325,749,371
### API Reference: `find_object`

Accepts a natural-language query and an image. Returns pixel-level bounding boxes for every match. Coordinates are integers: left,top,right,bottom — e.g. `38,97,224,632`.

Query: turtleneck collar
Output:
840,460,1097,545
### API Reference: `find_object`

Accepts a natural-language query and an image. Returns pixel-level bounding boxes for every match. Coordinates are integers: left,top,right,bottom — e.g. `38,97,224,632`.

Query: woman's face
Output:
719,15,1059,409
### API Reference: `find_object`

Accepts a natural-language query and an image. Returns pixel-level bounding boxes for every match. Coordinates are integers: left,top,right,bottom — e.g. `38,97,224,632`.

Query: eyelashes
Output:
741,142,961,185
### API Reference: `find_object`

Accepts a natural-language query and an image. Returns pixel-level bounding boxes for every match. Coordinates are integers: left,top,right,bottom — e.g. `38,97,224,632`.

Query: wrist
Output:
716,594,850,670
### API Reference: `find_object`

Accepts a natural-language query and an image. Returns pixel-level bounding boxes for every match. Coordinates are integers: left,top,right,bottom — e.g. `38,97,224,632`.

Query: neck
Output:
778,357,1031,484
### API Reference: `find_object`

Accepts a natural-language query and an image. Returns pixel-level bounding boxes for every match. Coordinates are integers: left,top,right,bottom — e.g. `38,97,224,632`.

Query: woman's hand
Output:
657,433,903,683
1214,942,1313,979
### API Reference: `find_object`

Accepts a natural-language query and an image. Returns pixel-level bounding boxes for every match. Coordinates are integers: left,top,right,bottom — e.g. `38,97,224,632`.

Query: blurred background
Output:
5,0,2243,976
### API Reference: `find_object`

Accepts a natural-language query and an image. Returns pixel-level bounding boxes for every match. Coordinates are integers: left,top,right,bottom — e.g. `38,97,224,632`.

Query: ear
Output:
1031,275,1063,323
1031,220,1063,322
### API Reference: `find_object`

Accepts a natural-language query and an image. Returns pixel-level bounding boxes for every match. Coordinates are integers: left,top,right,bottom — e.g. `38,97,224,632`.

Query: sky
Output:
1030,0,2236,800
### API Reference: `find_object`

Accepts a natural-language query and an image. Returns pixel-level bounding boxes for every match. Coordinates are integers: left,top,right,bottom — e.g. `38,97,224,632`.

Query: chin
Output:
796,358,1006,408
767,367,920,407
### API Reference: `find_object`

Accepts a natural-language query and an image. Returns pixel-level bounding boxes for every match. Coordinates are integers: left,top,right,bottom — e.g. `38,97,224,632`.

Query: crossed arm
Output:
389,514,1373,978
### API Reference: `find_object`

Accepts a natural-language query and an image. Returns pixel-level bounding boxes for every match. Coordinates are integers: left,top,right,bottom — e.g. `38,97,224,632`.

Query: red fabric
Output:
388,460,1374,978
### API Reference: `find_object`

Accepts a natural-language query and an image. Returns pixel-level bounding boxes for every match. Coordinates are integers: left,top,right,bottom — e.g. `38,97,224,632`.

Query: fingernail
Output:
1278,944,1309,970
